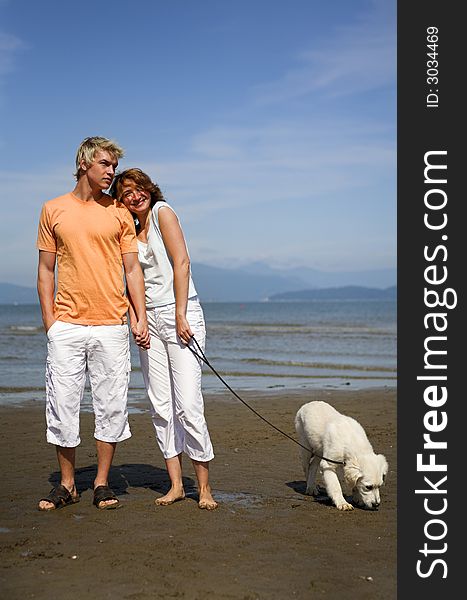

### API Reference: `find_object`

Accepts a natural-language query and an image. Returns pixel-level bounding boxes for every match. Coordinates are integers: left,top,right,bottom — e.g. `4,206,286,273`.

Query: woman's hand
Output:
131,319,150,349
176,313,193,345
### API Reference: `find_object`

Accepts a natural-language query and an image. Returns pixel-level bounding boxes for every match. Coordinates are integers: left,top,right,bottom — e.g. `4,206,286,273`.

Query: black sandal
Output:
93,485,120,510
38,484,80,511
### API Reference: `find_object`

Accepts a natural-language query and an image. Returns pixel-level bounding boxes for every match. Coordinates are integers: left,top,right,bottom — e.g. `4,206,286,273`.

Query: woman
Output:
111,168,217,510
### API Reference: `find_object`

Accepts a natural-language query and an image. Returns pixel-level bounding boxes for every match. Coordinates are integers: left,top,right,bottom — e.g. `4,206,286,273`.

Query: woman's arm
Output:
158,206,192,344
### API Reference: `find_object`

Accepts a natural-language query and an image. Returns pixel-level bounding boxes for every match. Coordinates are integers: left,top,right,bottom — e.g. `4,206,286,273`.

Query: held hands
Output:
130,314,192,347
131,319,150,349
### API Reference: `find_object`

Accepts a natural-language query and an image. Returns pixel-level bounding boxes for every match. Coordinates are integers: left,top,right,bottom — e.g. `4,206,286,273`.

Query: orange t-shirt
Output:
37,192,137,325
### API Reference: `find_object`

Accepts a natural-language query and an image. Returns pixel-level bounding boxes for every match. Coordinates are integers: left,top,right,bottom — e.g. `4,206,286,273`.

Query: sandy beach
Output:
0,387,396,599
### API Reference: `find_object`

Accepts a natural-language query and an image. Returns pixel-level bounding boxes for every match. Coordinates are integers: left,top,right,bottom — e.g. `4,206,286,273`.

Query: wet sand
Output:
0,387,396,599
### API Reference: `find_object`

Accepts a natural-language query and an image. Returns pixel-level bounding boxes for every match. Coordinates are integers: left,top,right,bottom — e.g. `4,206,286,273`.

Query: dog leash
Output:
187,335,345,466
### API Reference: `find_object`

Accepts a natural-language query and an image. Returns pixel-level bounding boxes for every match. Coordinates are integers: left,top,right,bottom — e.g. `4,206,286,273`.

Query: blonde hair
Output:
74,136,124,180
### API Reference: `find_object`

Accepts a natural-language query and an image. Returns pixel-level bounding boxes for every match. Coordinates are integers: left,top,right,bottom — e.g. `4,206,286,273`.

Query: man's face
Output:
81,150,118,191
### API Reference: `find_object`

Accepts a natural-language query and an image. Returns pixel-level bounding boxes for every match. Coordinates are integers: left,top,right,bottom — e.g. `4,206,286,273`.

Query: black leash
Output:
187,335,344,466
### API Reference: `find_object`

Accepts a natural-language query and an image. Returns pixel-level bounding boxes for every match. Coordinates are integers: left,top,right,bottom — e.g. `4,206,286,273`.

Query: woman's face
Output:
119,179,151,215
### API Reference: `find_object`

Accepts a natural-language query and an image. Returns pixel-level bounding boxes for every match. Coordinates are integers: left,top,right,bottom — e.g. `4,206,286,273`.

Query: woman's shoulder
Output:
150,202,178,234
152,201,177,220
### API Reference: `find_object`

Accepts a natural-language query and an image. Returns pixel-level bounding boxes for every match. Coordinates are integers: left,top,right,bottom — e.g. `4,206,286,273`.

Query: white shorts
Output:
140,298,214,462
45,321,132,447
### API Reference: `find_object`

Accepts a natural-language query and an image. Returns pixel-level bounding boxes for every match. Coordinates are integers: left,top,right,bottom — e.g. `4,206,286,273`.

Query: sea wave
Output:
5,325,44,335
238,358,396,372
0,386,45,393
207,323,395,336
202,371,396,380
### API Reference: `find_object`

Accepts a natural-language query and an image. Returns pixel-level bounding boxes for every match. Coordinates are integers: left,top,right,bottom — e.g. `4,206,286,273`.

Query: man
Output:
37,136,149,510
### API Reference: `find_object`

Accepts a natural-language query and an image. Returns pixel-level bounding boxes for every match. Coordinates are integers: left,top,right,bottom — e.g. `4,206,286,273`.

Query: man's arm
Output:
123,252,150,349
37,250,57,332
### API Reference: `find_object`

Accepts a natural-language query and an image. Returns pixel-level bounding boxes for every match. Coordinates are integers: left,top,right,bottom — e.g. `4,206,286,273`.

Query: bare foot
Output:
198,486,218,510
155,486,186,506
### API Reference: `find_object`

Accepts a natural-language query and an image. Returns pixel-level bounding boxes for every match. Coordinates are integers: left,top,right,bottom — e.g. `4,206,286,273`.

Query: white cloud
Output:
129,110,395,272
131,3,395,227
135,115,395,223
0,168,70,212
0,29,26,134
0,168,82,285
0,1,396,283
253,2,395,104
0,31,25,76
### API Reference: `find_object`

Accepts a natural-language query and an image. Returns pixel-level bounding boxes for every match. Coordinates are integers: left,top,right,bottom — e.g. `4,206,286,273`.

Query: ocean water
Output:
0,301,396,408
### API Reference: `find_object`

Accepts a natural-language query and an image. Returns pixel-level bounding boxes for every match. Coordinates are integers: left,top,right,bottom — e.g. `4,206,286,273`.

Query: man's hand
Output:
131,319,150,349
123,253,150,349
45,318,57,334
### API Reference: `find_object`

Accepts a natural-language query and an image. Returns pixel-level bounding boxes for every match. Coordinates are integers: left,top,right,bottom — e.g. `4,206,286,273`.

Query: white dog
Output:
294,401,388,511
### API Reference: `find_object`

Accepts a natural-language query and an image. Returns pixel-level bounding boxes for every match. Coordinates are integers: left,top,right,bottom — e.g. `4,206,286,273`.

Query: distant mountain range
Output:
236,261,396,290
192,263,396,301
0,263,396,304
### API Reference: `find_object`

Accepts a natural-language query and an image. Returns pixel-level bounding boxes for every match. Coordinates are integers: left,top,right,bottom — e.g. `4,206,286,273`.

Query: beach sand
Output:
0,387,396,599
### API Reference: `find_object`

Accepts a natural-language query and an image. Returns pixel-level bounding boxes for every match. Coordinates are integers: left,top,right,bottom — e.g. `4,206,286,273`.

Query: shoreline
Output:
0,380,397,409
0,387,396,599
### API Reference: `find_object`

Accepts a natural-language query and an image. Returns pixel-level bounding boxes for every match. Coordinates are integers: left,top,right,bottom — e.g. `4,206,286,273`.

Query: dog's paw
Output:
305,486,320,496
336,501,354,511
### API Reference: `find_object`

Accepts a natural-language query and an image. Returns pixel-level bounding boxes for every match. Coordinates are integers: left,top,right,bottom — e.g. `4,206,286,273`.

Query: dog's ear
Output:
343,458,362,487
378,454,389,483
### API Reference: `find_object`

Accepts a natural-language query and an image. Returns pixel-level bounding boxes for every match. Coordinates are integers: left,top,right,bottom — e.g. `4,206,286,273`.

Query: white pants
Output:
140,298,214,462
45,321,131,447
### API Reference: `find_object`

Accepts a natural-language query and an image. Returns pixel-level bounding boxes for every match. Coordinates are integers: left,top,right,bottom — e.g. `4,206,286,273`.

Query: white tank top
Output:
138,201,197,308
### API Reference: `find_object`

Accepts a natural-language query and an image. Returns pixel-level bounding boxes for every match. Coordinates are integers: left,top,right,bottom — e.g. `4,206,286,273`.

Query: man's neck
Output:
72,178,105,202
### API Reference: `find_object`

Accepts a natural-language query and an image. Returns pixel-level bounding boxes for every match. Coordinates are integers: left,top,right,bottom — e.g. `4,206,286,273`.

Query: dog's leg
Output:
305,456,321,496
322,468,354,510
300,448,312,478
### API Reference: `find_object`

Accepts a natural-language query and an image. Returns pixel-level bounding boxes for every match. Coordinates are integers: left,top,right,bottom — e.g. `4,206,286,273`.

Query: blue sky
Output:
0,0,396,286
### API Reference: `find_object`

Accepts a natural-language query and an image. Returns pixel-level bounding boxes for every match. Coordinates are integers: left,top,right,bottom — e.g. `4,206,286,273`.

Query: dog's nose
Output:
372,501,380,510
